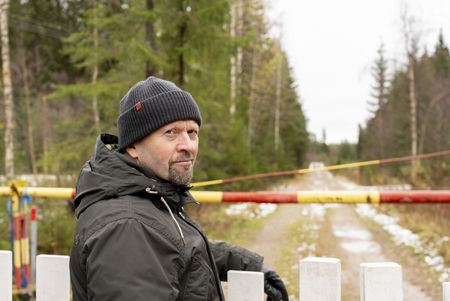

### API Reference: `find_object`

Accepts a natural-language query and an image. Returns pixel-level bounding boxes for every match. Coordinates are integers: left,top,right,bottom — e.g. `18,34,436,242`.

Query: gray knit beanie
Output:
117,76,202,151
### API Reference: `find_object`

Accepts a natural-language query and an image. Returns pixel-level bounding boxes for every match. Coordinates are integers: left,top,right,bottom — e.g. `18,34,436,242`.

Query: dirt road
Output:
239,171,437,300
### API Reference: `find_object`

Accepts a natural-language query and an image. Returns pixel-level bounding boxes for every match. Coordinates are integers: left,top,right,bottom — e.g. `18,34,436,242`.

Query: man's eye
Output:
188,130,198,137
165,129,177,136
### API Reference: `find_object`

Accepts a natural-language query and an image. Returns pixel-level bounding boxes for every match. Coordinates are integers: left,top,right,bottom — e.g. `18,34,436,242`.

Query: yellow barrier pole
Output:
0,187,75,199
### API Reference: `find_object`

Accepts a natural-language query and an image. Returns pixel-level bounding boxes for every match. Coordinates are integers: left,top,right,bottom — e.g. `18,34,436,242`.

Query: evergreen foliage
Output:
359,33,450,187
2,0,309,189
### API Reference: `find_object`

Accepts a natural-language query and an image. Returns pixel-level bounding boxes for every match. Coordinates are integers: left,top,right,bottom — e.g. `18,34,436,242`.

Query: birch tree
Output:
402,8,420,182
0,0,14,176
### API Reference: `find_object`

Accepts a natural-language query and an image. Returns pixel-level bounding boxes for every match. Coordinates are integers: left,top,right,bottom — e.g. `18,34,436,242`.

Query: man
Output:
70,77,289,300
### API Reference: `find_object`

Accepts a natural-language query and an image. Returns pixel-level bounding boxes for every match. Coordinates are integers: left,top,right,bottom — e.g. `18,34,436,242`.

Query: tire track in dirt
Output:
244,203,304,268
236,171,436,300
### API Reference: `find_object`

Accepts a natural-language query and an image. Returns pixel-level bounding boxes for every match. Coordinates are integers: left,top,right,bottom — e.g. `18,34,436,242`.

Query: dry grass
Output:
378,203,450,265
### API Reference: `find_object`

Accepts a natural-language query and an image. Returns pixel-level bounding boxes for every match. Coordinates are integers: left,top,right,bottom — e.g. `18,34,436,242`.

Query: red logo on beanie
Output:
135,102,143,112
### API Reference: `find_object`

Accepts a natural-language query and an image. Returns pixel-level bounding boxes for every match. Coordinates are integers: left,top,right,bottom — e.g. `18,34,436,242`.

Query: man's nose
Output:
176,132,196,152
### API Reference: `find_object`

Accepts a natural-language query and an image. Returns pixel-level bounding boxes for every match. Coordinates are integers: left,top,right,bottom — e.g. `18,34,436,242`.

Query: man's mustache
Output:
169,153,195,165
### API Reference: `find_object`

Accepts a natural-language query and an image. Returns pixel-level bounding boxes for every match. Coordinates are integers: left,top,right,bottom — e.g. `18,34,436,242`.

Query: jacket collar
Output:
115,150,197,208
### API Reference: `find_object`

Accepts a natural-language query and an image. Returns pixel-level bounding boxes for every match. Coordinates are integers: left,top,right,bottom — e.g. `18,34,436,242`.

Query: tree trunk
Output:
230,0,243,118
0,0,14,176
274,52,283,151
408,53,418,182
247,45,258,147
19,52,38,174
34,46,50,174
41,96,49,174
229,0,237,117
91,0,100,133
178,0,187,86
401,8,420,183
145,0,155,77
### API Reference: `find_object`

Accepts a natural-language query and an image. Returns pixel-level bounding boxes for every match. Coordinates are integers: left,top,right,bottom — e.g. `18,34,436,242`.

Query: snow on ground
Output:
356,204,450,282
225,203,277,218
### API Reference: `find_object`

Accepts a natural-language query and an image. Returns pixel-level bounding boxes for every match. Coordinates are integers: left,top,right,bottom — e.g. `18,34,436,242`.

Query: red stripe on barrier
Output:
380,191,450,203
222,192,297,203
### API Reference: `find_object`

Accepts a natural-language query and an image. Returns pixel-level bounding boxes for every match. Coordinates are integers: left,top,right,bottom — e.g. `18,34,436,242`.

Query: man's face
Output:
126,120,199,185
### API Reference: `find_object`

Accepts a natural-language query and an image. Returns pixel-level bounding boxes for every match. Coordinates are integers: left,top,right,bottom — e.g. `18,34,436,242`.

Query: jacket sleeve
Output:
209,241,263,281
82,218,182,301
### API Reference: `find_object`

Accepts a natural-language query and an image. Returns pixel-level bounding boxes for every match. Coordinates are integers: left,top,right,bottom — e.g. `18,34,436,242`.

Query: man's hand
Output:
262,265,289,301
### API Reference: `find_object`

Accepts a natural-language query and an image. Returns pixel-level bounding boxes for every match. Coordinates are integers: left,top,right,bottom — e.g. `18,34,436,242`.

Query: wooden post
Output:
36,255,70,301
0,251,12,301
360,262,403,301
299,257,341,301
228,270,264,301
444,282,450,301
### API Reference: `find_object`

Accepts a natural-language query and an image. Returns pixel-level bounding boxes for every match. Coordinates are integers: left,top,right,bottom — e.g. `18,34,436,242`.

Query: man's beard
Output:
168,154,195,186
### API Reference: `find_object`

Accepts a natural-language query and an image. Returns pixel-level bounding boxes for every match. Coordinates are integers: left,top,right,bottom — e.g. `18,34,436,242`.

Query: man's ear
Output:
125,144,139,160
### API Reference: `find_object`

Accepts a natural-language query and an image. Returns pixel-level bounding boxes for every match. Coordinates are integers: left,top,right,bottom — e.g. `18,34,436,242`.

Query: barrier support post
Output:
36,255,70,301
444,282,450,301
30,206,37,283
299,257,341,301
228,270,264,301
360,262,403,301
0,250,12,301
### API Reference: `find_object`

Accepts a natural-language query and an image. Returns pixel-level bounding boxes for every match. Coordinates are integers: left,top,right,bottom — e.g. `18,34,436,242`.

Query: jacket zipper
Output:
178,210,225,301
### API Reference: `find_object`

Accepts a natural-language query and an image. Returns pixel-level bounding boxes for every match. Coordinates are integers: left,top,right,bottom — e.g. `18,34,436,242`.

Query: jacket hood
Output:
74,133,195,217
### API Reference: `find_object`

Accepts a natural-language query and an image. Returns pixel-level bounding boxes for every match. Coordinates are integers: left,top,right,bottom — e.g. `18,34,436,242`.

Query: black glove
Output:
262,265,289,301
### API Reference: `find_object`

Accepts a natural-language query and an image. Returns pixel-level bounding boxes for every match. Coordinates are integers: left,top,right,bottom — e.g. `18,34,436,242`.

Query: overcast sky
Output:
268,0,450,144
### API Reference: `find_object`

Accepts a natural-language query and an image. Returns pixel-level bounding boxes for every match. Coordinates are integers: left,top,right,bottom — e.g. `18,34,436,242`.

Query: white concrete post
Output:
299,257,341,301
36,255,70,301
444,282,450,301
0,250,12,301
30,206,38,283
360,262,403,301
228,270,264,301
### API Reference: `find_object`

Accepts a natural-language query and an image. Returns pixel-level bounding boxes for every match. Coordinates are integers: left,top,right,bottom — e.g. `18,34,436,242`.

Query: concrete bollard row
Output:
1,250,449,301
298,257,403,301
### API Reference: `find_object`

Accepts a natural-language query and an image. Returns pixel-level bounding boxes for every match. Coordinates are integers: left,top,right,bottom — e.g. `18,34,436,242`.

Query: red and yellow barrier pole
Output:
20,197,30,285
191,190,450,204
192,149,450,187
1,186,450,203
0,187,450,203
10,184,22,289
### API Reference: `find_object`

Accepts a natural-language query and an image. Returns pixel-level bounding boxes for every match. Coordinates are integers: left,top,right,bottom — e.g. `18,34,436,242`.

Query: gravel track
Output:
233,171,436,300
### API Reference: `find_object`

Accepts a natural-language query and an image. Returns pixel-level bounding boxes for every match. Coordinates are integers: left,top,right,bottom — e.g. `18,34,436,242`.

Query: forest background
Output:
0,0,450,253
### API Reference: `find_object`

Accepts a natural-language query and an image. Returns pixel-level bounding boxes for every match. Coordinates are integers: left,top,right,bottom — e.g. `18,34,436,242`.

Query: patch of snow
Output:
341,241,381,253
356,204,450,281
225,203,249,216
257,203,277,217
225,203,277,219
332,227,373,240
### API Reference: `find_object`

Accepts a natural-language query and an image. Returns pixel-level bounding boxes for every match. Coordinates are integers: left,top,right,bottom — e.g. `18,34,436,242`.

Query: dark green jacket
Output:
70,134,263,301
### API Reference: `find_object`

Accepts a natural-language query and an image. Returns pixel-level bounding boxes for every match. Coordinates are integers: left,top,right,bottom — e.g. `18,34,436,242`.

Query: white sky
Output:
268,0,450,144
